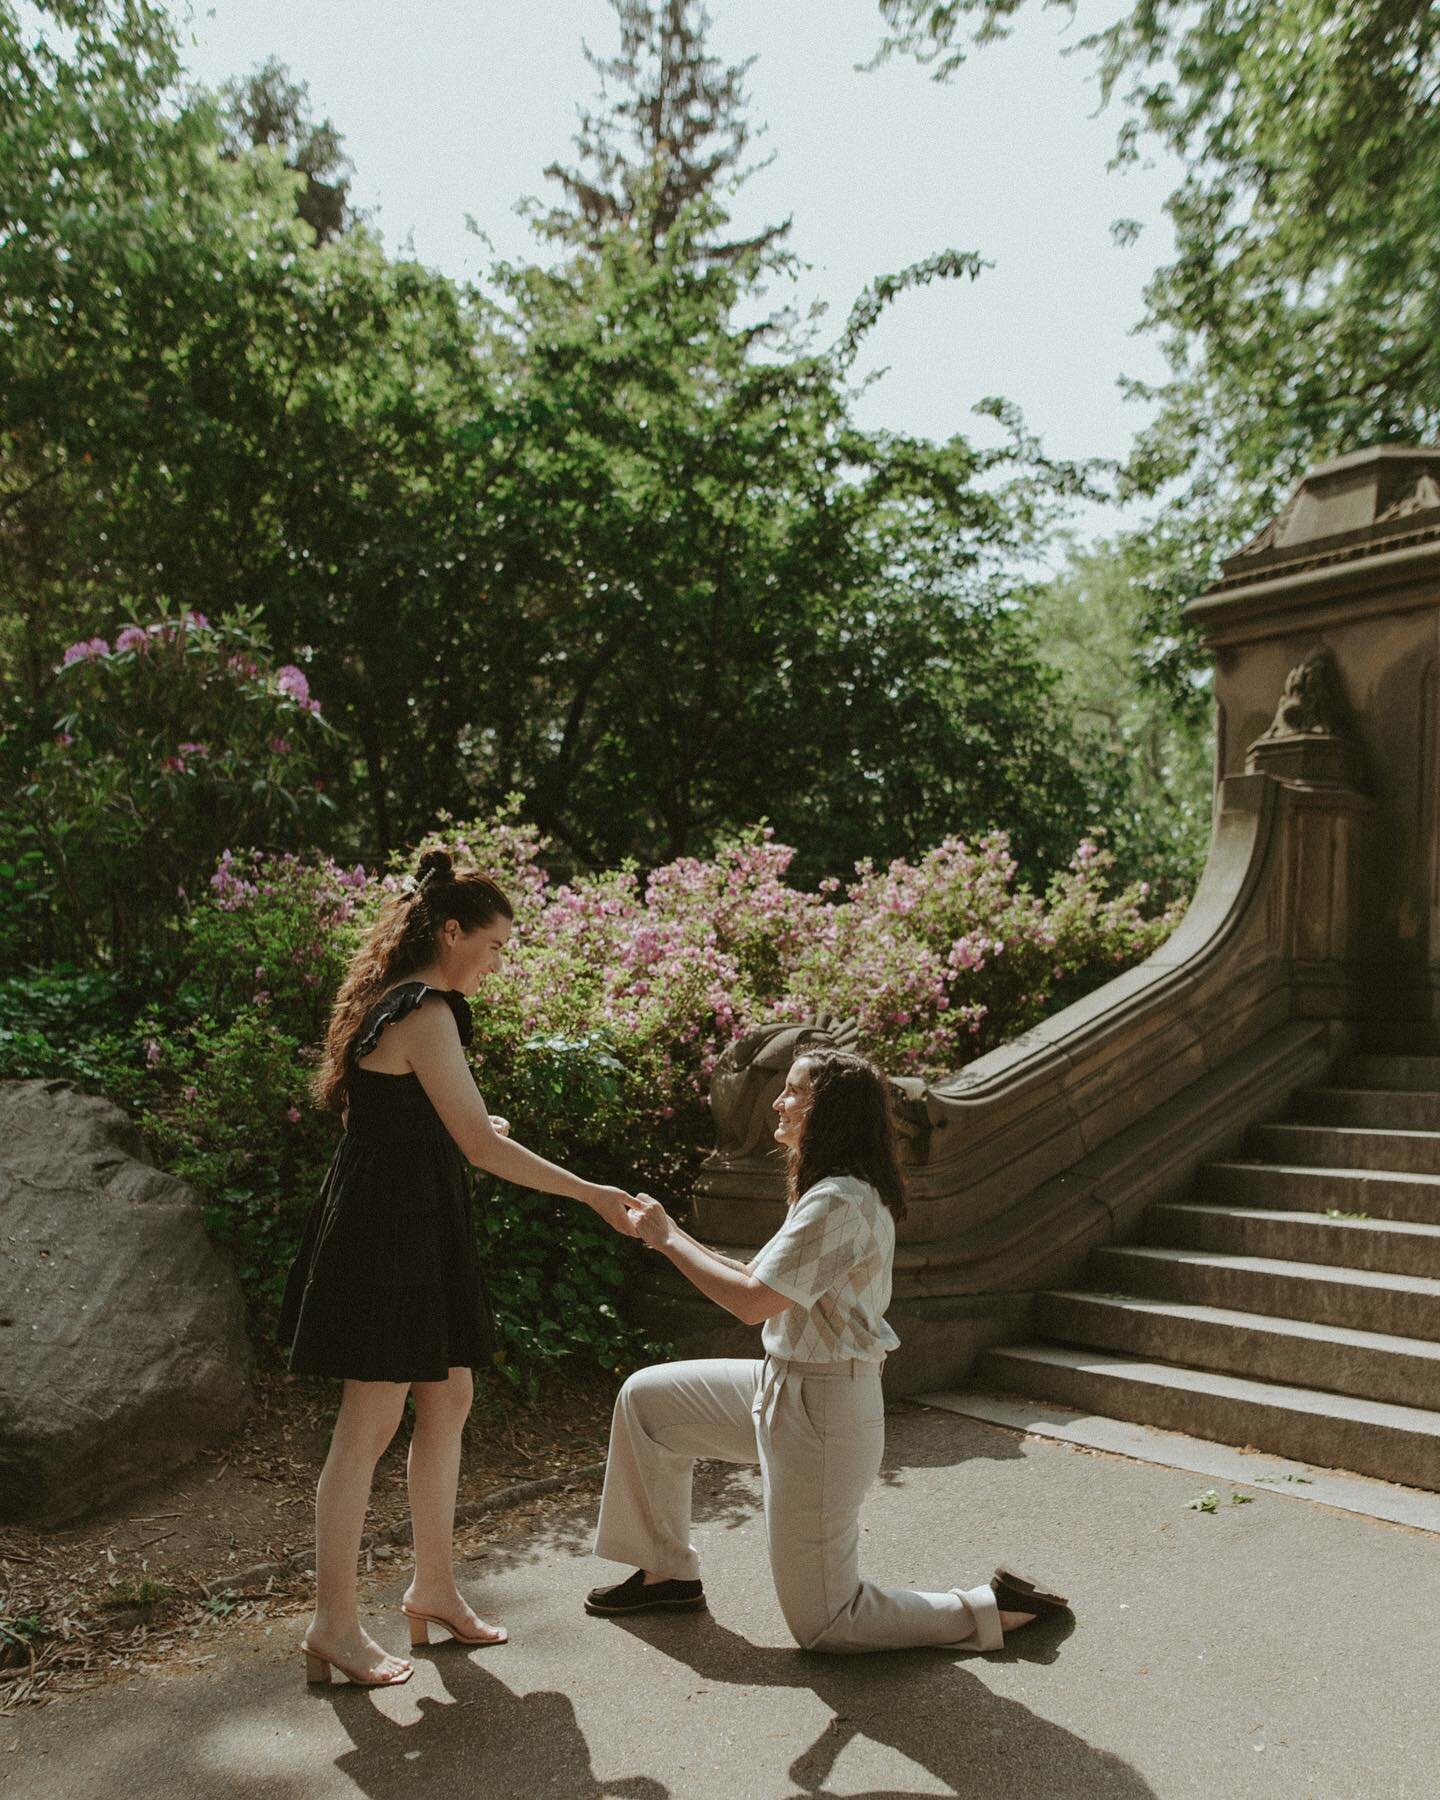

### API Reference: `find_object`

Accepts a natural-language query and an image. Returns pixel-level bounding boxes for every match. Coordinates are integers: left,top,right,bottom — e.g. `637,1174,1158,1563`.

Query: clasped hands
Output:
586,1185,671,1245
626,1192,671,1249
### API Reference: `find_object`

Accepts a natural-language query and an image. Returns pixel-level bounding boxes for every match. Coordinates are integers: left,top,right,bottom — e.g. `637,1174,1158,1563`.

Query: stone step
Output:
1290,1087,1440,1130
1196,1161,1440,1226
1246,1121,1440,1175
1145,1201,1440,1280
1087,1243,1440,1343
916,1390,1440,1532
1337,1055,1440,1094
1037,1290,1440,1411
976,1344,1440,1489
1351,1021,1440,1056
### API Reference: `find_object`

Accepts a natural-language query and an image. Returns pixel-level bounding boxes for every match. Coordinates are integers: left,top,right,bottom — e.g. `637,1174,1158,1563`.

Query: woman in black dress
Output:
280,848,637,1687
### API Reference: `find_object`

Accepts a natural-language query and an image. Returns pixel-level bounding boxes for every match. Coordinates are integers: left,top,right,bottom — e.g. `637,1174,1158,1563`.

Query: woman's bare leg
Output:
402,1366,504,1642
307,1379,411,1677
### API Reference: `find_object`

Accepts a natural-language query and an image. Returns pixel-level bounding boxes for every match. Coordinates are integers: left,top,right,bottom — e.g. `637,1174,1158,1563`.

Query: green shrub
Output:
0,963,172,1112
2,809,1185,1382
18,608,335,967
140,1007,334,1309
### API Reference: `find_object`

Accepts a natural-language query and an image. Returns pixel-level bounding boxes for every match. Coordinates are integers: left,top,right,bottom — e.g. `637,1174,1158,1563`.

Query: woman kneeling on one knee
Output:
585,1047,1071,1653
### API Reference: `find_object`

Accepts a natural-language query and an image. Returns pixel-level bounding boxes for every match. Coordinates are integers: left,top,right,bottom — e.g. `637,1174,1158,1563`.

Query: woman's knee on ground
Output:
772,1571,847,1653
781,1600,850,1654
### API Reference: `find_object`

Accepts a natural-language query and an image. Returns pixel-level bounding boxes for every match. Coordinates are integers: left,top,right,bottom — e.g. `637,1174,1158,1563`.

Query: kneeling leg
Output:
594,1358,760,1581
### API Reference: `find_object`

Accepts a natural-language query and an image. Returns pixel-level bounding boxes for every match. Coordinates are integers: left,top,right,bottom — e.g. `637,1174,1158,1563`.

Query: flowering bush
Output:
786,832,1179,1074
20,607,335,966
22,808,1182,1378
191,850,368,1042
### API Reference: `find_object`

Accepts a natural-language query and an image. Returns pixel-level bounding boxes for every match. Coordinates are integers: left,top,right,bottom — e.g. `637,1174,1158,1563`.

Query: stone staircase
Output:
977,1044,1440,1490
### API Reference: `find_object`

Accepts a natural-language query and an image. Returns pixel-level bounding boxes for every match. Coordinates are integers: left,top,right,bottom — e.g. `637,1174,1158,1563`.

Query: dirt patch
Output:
0,1358,617,1713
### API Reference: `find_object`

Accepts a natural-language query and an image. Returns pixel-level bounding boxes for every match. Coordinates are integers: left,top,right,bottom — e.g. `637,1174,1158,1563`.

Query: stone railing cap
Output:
1190,444,1440,605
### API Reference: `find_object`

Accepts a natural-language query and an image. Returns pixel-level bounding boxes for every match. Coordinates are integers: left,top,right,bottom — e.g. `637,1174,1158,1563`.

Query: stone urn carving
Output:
701,1012,948,1224
1246,645,1367,789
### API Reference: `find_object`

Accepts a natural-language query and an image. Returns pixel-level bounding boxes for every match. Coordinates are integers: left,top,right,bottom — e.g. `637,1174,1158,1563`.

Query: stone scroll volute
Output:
707,1015,861,1168
1246,646,1367,789
706,1013,945,1182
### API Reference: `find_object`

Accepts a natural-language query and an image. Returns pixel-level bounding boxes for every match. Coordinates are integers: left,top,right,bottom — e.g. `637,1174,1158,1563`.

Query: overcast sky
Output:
165,0,1182,555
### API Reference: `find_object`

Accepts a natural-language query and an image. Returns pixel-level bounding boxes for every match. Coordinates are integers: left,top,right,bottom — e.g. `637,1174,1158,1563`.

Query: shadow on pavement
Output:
313,1608,1152,1800
326,1657,668,1800
873,1404,1029,1485
608,1608,1154,1800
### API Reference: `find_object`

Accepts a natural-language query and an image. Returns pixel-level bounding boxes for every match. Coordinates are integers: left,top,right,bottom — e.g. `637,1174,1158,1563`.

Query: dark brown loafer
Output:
991,1566,1072,1620
584,1569,707,1617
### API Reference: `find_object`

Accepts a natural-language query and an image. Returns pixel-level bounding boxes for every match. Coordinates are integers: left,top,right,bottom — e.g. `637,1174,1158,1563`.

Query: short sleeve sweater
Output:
747,1175,901,1363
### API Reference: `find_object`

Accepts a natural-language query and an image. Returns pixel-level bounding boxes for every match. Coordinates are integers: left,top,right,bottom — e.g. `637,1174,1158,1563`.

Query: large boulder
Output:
0,1079,254,1524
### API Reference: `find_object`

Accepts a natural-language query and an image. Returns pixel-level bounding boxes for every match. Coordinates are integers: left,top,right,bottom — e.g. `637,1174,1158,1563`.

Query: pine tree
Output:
218,58,352,244
537,0,787,265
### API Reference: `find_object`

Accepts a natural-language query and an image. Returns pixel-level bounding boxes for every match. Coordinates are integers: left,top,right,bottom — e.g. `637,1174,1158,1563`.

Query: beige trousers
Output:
593,1356,1003,1655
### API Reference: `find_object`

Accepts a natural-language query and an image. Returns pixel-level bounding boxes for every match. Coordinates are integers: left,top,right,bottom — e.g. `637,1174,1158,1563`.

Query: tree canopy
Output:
218,56,353,243
2,0,1168,968
876,0,1440,696
536,0,787,266
877,0,1440,508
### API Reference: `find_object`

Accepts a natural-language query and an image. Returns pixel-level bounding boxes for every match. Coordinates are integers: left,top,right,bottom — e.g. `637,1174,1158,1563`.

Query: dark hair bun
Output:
416,848,455,885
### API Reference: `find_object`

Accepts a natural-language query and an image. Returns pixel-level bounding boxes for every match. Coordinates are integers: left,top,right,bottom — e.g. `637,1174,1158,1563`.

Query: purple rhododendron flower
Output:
61,636,110,666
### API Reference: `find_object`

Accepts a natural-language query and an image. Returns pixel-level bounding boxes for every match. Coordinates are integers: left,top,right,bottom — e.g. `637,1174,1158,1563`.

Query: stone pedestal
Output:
1191,445,1440,1032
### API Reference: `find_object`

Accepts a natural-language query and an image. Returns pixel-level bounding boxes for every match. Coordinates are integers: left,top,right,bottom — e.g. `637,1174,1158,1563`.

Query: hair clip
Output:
399,868,436,897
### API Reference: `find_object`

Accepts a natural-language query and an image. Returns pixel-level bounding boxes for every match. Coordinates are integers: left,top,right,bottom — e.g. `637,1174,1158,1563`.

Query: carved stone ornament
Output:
707,1013,943,1170
1246,645,1366,788
1255,645,1352,743
1376,470,1440,523
708,1014,860,1165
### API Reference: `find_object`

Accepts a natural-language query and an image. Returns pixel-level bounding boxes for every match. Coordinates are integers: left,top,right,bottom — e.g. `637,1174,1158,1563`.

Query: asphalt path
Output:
6,1404,1435,1800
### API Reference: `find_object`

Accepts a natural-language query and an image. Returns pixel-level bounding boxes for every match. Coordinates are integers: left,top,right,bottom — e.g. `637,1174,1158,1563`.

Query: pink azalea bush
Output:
786,832,1180,1074
135,809,1182,1373
425,817,1179,1118
28,608,334,964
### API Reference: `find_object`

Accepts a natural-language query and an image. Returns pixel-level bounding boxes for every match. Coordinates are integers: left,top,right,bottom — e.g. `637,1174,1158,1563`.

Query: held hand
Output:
588,1184,639,1237
628,1192,673,1251
490,1115,511,1138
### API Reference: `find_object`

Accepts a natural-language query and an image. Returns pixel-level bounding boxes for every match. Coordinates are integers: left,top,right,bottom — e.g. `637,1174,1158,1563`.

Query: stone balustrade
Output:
637,446,1440,1392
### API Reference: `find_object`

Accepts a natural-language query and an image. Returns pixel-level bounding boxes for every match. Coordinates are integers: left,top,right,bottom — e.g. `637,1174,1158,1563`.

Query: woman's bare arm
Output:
628,1196,791,1326
402,998,635,1234
660,1219,752,1273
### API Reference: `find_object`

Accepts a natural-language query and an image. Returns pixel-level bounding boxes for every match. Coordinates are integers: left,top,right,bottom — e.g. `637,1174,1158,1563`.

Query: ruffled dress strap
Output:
353,982,473,1063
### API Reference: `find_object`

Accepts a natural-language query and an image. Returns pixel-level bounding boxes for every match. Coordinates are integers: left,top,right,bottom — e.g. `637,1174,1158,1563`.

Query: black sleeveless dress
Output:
278,983,498,1382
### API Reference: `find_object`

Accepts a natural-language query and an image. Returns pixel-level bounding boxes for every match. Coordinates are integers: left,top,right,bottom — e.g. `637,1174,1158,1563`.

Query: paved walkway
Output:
6,1404,1435,1799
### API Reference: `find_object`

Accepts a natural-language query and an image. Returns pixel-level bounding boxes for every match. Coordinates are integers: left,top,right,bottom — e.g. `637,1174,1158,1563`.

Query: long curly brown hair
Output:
786,1048,907,1222
312,848,513,1112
